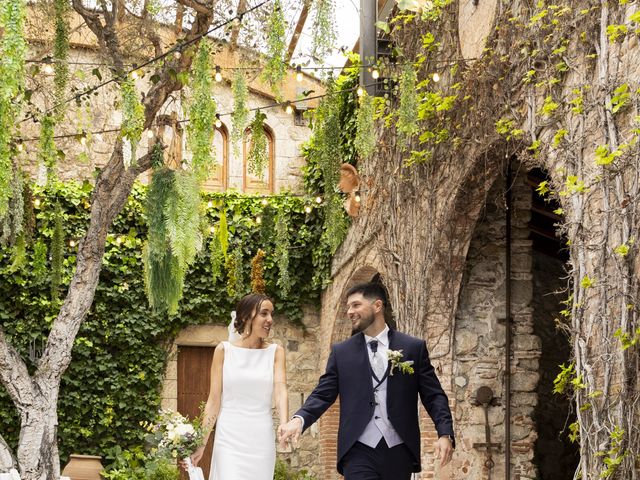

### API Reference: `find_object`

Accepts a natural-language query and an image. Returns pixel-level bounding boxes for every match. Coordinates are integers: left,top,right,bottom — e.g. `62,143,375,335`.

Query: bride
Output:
188,293,288,480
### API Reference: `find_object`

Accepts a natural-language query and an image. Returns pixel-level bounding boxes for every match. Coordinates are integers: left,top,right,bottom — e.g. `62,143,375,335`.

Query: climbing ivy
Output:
120,78,145,165
53,0,70,119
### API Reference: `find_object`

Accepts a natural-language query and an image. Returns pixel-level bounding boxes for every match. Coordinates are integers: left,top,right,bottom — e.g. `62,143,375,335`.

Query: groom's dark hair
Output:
346,282,388,309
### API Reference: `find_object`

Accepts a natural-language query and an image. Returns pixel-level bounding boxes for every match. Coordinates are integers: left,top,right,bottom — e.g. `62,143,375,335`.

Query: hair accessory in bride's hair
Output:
227,311,241,342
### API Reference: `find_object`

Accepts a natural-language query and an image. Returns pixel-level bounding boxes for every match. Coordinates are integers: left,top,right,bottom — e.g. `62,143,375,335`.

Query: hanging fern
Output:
209,232,224,283
144,167,184,315
164,169,202,275
32,238,47,280
231,68,249,158
50,203,64,301
397,63,419,143
9,232,26,272
217,207,229,258
53,0,70,120
0,167,24,247
275,209,291,297
187,41,217,182
39,115,57,185
321,192,349,254
250,249,266,294
355,91,376,159
120,78,145,166
22,181,34,243
226,246,244,300
247,110,268,179
0,0,27,218
262,0,286,100
311,0,337,63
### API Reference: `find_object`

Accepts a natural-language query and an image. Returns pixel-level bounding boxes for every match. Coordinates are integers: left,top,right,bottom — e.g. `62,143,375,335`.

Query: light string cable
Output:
19,0,273,125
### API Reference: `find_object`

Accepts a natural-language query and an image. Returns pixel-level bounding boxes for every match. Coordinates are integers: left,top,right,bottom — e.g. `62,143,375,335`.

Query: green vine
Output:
262,0,286,99
53,0,70,119
0,167,24,247
275,209,291,297
225,246,244,300
187,41,217,182
247,110,268,179
0,0,27,218
50,202,64,301
120,78,145,166
39,115,58,185
355,92,376,159
250,249,266,294
397,63,419,144
311,0,337,63
231,69,249,158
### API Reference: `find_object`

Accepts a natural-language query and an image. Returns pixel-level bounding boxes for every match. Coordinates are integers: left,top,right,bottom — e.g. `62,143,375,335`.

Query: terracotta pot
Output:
61,454,104,480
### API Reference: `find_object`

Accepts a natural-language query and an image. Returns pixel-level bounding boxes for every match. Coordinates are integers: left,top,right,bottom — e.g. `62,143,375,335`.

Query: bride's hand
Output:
189,446,206,468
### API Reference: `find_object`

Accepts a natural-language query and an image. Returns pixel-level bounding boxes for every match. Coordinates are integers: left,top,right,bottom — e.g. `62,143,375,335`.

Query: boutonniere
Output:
387,349,415,375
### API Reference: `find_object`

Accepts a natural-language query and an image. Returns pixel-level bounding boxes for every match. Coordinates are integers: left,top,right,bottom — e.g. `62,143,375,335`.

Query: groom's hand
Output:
435,435,454,467
278,417,303,449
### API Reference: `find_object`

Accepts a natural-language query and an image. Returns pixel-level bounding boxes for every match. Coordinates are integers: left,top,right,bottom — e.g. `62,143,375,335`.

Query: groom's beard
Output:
351,310,375,335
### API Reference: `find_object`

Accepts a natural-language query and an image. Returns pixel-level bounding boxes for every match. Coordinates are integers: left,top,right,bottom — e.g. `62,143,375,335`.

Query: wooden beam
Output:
286,2,310,62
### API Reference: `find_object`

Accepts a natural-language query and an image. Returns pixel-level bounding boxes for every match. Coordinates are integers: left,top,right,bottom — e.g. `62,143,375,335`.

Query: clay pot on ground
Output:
61,454,104,480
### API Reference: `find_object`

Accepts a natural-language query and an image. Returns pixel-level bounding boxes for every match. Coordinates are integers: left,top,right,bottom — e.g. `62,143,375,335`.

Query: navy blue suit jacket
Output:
295,328,454,474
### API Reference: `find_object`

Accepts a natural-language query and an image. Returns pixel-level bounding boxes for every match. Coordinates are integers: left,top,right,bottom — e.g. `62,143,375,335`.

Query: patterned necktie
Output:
369,340,386,380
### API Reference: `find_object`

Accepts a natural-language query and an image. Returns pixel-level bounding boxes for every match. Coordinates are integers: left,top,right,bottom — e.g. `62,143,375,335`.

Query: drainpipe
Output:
505,160,512,479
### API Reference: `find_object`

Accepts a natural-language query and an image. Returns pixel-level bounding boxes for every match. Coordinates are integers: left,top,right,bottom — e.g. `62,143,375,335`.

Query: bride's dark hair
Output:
234,293,272,335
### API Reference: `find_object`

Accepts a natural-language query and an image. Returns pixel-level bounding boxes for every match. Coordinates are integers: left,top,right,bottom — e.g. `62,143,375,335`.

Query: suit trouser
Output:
342,439,414,480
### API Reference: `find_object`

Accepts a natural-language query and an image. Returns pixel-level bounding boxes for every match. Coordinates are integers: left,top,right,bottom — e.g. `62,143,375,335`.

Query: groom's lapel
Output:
386,328,399,401
352,333,374,395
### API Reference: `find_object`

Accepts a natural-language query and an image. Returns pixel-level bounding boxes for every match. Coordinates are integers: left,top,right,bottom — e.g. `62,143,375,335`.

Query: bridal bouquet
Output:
145,409,205,461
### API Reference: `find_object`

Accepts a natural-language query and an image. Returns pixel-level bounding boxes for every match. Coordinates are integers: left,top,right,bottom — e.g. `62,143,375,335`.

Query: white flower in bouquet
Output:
147,409,205,461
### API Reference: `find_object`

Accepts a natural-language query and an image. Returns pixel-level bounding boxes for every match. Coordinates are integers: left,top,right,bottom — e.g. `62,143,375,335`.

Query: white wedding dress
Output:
209,341,277,480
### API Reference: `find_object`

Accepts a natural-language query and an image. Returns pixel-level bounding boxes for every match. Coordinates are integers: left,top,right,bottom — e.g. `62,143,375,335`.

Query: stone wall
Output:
452,171,540,480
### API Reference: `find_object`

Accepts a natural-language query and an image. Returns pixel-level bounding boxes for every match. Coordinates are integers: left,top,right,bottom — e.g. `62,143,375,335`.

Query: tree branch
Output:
175,0,212,16
0,432,16,471
0,327,36,407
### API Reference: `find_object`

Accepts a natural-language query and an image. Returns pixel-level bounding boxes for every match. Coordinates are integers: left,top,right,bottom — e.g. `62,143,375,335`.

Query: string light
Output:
214,66,223,82
356,86,364,97
255,216,262,224
432,72,440,82
315,196,322,204
209,226,216,234
295,65,303,82
78,132,87,146
260,198,268,206
371,68,380,80
215,114,222,128
207,200,214,208
43,63,54,75
130,70,140,80
304,205,312,214
146,130,155,139
16,141,24,152
285,102,294,114
34,198,41,207
355,194,361,203
69,240,76,247
116,236,123,244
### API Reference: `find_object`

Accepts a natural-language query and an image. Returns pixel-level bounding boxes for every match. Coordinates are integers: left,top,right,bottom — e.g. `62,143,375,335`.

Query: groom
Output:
279,282,454,479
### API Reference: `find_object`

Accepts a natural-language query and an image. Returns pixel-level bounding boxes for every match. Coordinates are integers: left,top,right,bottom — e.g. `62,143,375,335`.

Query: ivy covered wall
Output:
0,180,326,463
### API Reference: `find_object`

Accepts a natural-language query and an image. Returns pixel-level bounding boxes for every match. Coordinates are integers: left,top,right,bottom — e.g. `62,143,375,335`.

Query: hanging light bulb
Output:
214,66,223,82
371,68,380,80
260,198,268,206
285,102,294,115
315,196,322,204
295,65,303,82
116,236,123,244
69,240,76,247
16,141,24,152
209,226,216,234
356,86,364,97
432,72,440,82
355,194,361,203
146,130,155,139
78,132,88,146
304,205,312,214
131,70,140,80
207,200,213,208
34,198,41,207
215,114,222,128
255,216,262,224
43,62,54,75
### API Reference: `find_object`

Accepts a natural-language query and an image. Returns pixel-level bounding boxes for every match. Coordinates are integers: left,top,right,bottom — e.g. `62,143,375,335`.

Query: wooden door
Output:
177,346,215,480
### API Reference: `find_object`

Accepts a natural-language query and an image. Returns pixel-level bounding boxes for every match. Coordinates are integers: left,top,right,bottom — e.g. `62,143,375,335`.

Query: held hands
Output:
434,435,454,467
278,417,303,449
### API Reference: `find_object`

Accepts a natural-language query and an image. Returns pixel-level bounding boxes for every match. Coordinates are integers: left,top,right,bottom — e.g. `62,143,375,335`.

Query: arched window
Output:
242,124,274,193
203,124,229,191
